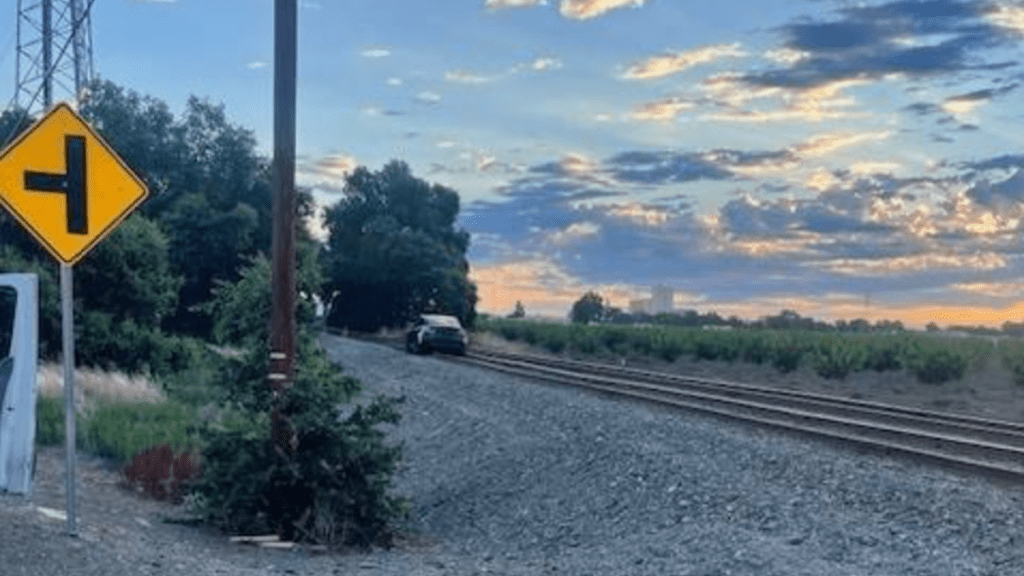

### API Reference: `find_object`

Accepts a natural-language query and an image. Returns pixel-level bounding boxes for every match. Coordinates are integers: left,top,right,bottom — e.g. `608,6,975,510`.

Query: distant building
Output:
630,285,674,315
651,285,673,314
629,299,651,314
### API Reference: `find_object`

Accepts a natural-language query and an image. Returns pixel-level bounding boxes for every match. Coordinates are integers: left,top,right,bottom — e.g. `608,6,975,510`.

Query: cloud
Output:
621,44,746,80
953,279,1024,298
507,56,565,75
246,61,267,70
531,57,563,71
966,169,1024,207
986,3,1024,34
739,0,1017,93
700,75,868,123
360,48,391,58
387,78,404,86
445,70,494,84
606,150,735,183
792,131,891,158
415,91,443,105
628,98,695,121
483,0,646,20
905,83,1019,123
484,0,547,8
547,222,601,245
470,257,648,317
361,106,405,116
297,153,358,193
608,203,672,226
824,252,1006,276
764,47,810,65
559,0,646,20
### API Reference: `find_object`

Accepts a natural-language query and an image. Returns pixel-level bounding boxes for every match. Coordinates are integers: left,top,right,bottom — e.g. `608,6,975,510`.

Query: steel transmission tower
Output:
15,0,94,113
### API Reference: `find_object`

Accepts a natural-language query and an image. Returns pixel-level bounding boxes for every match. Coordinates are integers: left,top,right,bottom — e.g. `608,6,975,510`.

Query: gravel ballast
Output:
319,335,1024,575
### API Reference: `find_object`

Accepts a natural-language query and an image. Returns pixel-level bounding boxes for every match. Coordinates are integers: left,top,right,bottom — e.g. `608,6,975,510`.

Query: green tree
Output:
322,160,477,332
207,245,323,349
80,80,276,337
0,107,34,149
75,214,181,327
509,301,526,319
570,291,605,324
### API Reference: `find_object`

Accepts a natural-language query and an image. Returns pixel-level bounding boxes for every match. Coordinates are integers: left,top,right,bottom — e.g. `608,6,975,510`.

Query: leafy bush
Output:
907,346,968,384
598,327,629,354
75,311,212,378
541,335,566,354
742,334,772,365
812,339,865,379
497,322,522,342
864,337,905,372
192,337,406,546
770,341,804,373
651,332,685,362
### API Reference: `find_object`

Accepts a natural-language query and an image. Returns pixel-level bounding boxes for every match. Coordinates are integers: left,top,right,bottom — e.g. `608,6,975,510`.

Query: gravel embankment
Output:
3,334,1024,575
318,335,1024,575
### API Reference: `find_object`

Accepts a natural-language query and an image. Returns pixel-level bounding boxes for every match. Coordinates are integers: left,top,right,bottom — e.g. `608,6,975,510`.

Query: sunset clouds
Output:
99,0,1024,327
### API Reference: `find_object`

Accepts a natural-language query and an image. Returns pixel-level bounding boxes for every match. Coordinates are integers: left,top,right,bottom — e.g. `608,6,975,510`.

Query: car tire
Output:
406,337,420,354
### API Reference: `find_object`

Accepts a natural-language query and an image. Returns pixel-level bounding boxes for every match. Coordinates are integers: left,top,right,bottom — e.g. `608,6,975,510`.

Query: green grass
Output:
36,394,201,464
35,396,66,446
80,400,200,464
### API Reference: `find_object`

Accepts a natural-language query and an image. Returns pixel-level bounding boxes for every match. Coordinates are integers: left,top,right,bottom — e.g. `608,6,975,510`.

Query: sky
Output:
6,0,1024,328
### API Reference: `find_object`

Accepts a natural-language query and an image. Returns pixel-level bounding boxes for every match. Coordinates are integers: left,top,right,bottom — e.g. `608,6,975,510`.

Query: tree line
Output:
561,290,1018,335
0,79,477,366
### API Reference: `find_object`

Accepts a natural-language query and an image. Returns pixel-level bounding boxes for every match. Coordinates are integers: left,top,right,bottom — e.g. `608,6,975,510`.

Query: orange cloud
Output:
629,98,694,122
298,153,358,191
559,0,645,19
622,44,745,80
898,302,1024,329
470,259,644,317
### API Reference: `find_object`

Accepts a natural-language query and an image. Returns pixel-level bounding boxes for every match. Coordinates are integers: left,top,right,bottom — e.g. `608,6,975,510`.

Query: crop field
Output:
477,318,1013,386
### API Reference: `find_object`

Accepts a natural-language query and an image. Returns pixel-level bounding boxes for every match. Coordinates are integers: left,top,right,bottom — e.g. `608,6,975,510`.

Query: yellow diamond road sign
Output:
0,102,148,265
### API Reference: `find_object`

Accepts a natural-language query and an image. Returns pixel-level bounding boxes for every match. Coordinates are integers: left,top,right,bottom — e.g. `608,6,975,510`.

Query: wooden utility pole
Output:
269,0,297,454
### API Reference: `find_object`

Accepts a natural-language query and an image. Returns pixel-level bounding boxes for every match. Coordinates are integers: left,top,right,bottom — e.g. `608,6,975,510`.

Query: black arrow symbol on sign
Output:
23,135,87,235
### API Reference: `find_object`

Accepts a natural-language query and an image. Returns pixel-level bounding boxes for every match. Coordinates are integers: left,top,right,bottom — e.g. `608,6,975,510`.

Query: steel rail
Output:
451,348,1024,481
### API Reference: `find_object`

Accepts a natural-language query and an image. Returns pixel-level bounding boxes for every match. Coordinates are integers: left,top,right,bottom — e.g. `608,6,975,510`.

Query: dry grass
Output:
36,363,164,411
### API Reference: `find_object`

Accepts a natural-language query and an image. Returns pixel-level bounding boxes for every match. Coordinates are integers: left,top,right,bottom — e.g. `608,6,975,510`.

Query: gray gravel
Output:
319,334,1024,575
3,334,1024,575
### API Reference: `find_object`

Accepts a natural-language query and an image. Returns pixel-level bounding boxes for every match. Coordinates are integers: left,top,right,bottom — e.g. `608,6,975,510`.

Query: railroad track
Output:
451,348,1024,481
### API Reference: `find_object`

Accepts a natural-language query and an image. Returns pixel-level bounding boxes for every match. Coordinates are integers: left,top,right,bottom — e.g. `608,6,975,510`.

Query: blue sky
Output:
7,0,1024,327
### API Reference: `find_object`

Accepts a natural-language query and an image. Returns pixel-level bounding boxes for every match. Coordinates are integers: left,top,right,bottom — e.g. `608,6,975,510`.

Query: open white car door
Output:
0,273,38,494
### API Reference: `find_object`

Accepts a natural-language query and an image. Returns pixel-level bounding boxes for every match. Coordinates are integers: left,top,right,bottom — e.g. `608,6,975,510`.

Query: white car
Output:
405,314,468,355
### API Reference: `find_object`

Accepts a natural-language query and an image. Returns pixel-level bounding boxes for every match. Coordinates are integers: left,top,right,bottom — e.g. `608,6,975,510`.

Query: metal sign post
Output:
60,263,76,535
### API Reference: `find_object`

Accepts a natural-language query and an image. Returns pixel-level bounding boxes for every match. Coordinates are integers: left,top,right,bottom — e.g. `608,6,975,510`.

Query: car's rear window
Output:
423,315,462,328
